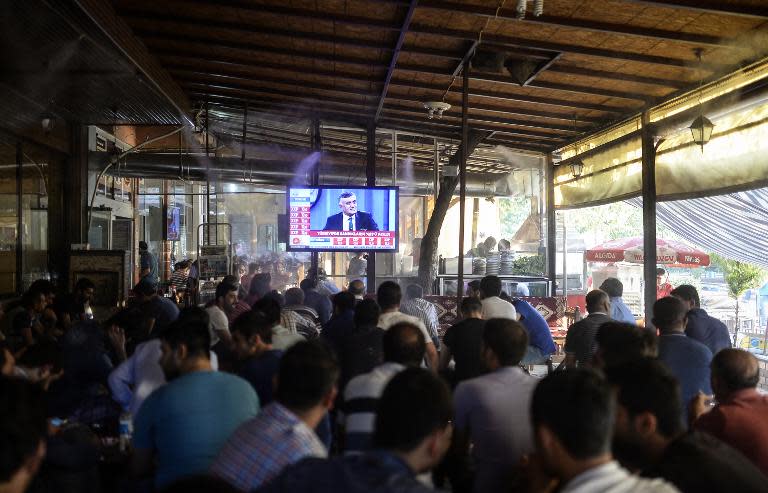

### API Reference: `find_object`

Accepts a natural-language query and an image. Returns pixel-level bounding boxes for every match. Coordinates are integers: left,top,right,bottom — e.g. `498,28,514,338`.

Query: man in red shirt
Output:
691,348,768,476
656,268,673,299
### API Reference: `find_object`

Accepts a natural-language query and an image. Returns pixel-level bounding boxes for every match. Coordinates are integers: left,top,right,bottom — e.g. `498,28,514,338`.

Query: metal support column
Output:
366,123,377,293
546,154,557,296
562,213,568,296
392,130,397,186
641,111,657,327
310,119,321,276
457,62,469,306
15,142,23,294
433,138,440,201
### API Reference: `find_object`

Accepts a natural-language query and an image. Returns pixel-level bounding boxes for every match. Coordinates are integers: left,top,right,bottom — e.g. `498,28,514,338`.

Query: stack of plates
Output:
485,252,500,275
500,250,515,275
472,256,486,275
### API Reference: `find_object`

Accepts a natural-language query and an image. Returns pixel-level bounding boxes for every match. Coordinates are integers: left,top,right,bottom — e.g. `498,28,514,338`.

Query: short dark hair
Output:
28,279,54,297
531,369,615,460
670,284,700,308
585,290,609,313
75,277,95,292
480,275,502,298
139,241,148,251
599,278,624,298
460,296,483,315
377,281,402,310
652,296,688,331
262,291,285,309
383,322,426,366
0,378,47,482
162,320,211,358
467,280,480,293
275,341,339,412
483,318,528,366
373,368,452,452
711,348,760,393
354,298,380,327
604,359,683,438
656,267,666,276
338,191,355,201
231,310,273,345
300,277,317,291
595,322,657,368
248,262,258,274
159,475,240,493
134,280,156,297
251,297,282,326
405,284,423,300
21,290,45,309
215,282,237,301
177,306,210,328
332,291,356,312
284,287,305,306
348,280,365,296
249,273,272,297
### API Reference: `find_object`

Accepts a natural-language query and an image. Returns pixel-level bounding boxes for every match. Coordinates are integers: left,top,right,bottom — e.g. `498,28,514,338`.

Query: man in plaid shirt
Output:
400,284,441,350
210,341,338,491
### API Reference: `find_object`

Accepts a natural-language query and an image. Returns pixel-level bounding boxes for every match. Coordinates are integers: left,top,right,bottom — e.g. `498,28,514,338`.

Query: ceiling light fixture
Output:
570,160,584,178
689,48,714,152
516,0,527,19
423,101,451,119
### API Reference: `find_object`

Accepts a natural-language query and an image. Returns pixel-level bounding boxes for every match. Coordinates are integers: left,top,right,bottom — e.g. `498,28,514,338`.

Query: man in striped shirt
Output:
342,321,426,454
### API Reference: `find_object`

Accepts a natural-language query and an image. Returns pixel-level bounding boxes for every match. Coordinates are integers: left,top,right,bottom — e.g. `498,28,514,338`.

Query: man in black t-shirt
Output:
440,296,486,385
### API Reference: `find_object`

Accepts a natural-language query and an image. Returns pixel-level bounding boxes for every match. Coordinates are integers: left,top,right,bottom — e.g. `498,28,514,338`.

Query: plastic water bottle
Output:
119,412,133,452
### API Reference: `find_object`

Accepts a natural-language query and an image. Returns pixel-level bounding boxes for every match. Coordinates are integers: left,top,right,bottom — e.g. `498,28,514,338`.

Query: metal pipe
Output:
457,60,469,307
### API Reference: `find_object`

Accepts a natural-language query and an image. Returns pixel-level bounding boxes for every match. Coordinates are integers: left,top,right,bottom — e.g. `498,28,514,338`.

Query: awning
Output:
626,187,768,269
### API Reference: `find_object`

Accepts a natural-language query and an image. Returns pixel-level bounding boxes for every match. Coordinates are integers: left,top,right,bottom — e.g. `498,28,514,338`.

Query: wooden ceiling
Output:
111,0,768,159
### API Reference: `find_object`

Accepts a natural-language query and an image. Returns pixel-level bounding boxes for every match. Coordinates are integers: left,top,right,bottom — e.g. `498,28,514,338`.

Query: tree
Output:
711,254,767,346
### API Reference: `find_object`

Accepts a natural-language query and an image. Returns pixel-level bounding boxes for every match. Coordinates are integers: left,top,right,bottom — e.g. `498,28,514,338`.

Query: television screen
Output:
286,186,398,252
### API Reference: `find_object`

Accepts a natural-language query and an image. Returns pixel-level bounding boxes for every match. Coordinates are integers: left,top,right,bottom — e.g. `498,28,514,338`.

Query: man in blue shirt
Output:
232,310,284,406
132,319,260,489
258,368,452,493
671,284,731,355
512,298,556,365
653,296,712,423
138,241,159,287
599,277,636,324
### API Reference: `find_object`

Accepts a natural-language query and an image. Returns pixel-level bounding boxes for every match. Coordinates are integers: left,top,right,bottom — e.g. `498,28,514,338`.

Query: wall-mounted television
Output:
286,186,398,252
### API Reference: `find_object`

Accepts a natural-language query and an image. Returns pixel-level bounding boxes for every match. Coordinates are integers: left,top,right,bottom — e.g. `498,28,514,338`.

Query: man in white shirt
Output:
479,275,517,321
530,369,678,493
205,282,237,347
376,281,438,370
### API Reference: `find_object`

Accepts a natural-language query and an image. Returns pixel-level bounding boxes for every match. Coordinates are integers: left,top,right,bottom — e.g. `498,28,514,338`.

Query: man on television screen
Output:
323,192,379,231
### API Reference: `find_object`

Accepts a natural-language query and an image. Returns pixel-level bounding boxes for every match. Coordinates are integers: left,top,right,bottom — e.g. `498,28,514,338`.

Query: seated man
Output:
562,290,612,368
0,378,48,493
204,282,236,347
671,284,731,355
252,297,305,351
531,369,678,493
300,278,332,324
211,341,337,491
654,296,712,418
511,297,556,366
440,296,486,384
591,321,657,370
453,318,537,493
599,277,636,324
479,275,517,320
282,288,321,340
258,367,452,493
131,320,260,490
343,322,426,454
337,299,384,389
231,310,284,406
605,359,768,493
347,279,366,303
400,284,441,349
691,348,768,476
321,291,357,356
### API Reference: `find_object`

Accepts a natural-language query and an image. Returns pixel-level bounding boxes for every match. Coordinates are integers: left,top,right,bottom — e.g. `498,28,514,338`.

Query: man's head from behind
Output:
404,284,423,301
275,341,339,414
482,318,528,371
133,279,157,301
585,289,610,314
593,322,657,369
160,320,211,381
284,287,305,307
604,359,683,470
466,280,481,298
531,369,615,478
250,298,282,327
139,240,148,251
599,278,624,298
332,291,356,315
373,368,453,473
460,296,482,319
338,192,357,216
652,296,688,333
479,275,502,299
0,378,47,493
383,322,426,366
377,281,402,311
711,348,760,401
354,299,380,328
231,311,274,360
670,284,700,310
348,279,365,298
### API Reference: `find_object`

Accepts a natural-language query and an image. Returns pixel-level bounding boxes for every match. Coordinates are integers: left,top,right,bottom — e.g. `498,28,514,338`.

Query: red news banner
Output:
310,230,395,247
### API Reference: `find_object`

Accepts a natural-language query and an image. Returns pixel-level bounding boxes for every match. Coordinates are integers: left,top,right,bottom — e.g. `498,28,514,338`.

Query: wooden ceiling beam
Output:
184,83,376,111
418,0,729,47
192,94,371,123
376,0,419,122
619,0,768,19
547,65,688,89
409,24,727,71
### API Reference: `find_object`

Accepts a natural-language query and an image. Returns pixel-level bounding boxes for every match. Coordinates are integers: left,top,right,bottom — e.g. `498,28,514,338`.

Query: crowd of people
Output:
1,272,767,493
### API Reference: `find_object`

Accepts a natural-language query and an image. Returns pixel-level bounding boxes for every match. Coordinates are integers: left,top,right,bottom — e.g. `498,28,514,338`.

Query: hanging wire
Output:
441,0,507,102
